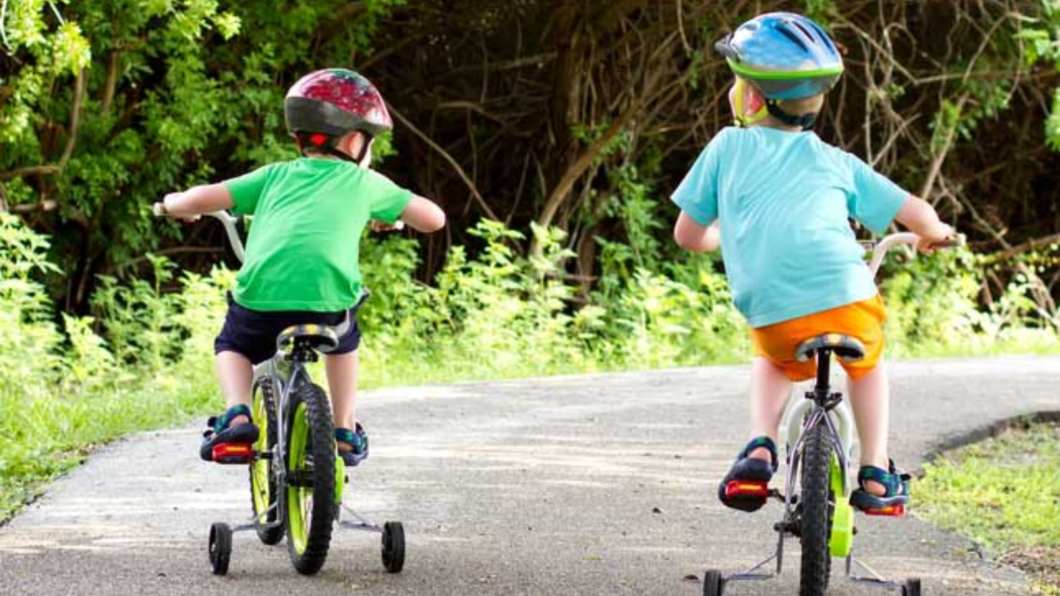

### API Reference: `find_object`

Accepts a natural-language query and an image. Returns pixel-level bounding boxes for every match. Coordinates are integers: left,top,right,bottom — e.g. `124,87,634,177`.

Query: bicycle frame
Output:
202,210,377,534
716,232,944,593
168,208,409,576
248,345,314,533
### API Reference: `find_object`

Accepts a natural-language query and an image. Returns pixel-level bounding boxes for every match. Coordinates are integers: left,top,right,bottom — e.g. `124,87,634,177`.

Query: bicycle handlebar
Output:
153,201,957,281
153,203,246,263
867,232,962,279
153,204,406,266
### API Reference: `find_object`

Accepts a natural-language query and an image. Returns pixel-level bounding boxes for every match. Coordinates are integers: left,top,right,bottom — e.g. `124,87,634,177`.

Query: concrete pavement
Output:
1,357,1057,595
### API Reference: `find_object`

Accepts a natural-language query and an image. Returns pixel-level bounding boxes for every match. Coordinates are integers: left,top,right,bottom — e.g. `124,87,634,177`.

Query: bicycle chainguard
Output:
211,443,254,464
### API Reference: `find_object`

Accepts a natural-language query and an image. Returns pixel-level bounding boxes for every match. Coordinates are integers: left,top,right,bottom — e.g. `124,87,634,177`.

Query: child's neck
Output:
750,116,807,133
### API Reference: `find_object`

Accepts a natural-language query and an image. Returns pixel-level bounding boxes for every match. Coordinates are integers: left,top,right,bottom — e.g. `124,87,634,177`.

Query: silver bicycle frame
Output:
203,211,339,530
726,232,937,590
779,231,923,500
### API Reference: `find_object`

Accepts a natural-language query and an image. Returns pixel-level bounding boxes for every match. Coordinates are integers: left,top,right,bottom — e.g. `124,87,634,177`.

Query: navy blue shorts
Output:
214,294,362,365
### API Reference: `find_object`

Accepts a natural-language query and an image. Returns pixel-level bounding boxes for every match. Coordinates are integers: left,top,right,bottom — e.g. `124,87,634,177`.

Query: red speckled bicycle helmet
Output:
285,69,392,160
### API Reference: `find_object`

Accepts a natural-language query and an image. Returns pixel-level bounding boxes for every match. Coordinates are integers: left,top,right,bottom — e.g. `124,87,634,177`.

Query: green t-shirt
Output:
224,157,413,312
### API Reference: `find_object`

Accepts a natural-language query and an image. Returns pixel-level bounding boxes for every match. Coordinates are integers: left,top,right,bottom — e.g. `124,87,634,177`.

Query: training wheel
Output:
703,569,725,596
904,577,921,596
208,522,232,575
381,521,405,573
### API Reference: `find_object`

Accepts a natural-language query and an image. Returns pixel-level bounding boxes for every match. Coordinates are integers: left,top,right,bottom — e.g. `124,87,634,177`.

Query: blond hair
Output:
776,94,825,116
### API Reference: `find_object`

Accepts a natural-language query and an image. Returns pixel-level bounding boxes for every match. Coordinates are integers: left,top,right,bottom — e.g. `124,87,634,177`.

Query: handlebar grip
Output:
930,234,965,249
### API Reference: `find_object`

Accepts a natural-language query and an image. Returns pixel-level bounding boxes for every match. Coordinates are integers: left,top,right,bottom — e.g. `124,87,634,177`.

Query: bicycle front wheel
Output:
284,382,337,575
799,420,833,596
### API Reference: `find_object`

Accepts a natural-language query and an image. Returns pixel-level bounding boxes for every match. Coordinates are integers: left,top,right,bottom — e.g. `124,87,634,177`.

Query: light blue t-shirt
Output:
671,126,908,328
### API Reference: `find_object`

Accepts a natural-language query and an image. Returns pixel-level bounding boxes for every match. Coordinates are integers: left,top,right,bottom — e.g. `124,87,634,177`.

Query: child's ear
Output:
729,78,768,126
745,85,765,114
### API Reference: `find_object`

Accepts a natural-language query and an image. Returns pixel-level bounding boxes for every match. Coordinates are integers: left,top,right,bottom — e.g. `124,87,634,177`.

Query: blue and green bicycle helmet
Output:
715,12,843,128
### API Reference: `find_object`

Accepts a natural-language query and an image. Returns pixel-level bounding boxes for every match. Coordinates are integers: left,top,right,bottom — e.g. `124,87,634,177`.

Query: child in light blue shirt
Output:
671,12,953,514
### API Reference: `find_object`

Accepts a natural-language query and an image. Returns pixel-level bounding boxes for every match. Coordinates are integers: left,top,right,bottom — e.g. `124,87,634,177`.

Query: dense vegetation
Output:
3,1,1060,313
1,0,1058,520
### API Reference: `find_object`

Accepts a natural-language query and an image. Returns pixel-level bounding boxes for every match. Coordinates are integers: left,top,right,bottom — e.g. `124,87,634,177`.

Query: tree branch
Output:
388,103,498,220
59,67,86,168
10,199,57,213
918,92,968,202
535,100,640,235
991,233,1060,262
0,165,62,180
102,50,120,113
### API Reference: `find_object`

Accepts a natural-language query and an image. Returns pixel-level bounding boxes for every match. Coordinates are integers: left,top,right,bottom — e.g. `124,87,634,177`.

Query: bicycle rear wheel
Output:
284,382,337,575
799,420,833,596
249,378,283,545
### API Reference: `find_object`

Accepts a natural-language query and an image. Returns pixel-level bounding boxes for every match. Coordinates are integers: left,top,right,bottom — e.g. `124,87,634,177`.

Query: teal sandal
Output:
850,459,910,516
200,404,259,463
718,436,778,512
335,423,369,467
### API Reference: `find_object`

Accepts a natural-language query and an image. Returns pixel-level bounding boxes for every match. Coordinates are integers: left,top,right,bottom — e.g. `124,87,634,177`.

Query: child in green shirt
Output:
157,69,445,466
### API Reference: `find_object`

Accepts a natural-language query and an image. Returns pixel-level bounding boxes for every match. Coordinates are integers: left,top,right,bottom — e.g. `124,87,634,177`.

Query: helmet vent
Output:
776,24,809,52
791,21,816,42
807,21,837,51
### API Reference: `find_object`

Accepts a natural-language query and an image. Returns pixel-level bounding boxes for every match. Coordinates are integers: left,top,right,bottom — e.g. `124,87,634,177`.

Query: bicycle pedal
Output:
725,480,770,499
862,504,905,517
212,443,253,464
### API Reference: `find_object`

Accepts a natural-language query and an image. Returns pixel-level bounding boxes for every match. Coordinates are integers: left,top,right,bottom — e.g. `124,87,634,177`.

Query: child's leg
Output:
717,356,791,511
748,356,793,460
326,350,359,433
216,350,253,424
848,361,890,496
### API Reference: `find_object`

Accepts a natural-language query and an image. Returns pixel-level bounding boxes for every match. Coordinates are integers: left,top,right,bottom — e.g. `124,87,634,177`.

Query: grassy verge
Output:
915,421,1060,593
0,355,218,522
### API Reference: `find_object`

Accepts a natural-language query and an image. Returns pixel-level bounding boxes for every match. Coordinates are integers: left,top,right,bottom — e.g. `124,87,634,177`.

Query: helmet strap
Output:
296,131,364,164
350,134,373,164
765,100,818,130
731,78,768,127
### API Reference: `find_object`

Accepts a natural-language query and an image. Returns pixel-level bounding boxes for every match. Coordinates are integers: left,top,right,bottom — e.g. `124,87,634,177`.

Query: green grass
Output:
915,422,1060,591
0,355,218,521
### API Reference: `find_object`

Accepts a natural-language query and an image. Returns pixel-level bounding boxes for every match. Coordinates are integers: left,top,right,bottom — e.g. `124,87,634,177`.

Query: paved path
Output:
1,357,1058,595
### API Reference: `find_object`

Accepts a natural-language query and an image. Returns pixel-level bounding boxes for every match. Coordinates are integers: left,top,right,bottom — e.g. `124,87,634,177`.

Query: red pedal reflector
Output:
213,443,253,464
725,480,769,498
863,504,905,517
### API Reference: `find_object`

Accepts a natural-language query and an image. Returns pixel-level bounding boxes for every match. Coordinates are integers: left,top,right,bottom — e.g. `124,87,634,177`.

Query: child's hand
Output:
159,192,201,222
915,223,955,255
369,219,405,233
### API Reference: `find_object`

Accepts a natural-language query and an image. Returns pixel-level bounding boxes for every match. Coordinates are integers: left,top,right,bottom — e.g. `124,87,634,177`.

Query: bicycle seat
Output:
795,333,866,362
276,324,340,354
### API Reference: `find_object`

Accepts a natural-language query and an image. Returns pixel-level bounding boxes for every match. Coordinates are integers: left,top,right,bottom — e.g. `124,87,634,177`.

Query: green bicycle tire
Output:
249,378,283,545
284,382,337,575
799,420,833,596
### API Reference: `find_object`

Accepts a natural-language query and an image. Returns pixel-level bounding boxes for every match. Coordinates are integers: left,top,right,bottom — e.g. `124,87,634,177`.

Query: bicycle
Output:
702,232,957,596
154,206,405,577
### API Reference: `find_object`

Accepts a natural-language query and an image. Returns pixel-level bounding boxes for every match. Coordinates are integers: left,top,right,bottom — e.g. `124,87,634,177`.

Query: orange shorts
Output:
749,295,886,382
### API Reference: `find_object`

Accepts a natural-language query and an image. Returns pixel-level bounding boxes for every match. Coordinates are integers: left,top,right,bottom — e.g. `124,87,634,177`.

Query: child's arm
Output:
397,196,446,233
894,195,955,254
673,212,720,252
160,184,235,221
